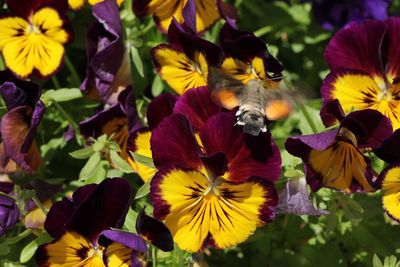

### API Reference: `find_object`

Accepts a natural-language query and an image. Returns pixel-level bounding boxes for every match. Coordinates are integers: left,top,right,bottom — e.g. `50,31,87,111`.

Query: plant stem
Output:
178,248,184,267
52,100,84,145
32,196,48,215
6,229,32,244
51,76,61,89
152,246,157,267
298,101,318,134
64,54,81,87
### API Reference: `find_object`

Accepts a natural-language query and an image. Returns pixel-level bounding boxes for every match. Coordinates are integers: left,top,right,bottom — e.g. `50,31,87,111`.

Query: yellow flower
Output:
68,0,124,10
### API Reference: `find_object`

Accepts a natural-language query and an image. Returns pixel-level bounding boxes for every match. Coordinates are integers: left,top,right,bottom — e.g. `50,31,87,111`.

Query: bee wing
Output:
208,67,244,110
263,89,296,121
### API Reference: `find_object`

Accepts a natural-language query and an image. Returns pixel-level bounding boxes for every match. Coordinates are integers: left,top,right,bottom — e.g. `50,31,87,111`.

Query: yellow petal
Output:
382,165,400,221
309,141,375,192
195,0,220,32
157,168,274,252
104,242,134,267
130,130,156,183
38,231,106,267
148,0,186,32
0,17,29,50
69,0,86,10
154,45,208,95
331,73,400,130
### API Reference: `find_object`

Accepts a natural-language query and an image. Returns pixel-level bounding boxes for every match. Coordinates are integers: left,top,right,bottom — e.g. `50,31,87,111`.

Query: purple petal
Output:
375,129,400,164
0,195,20,237
66,178,132,243
150,113,203,169
319,99,345,127
21,100,45,154
100,229,148,253
173,87,220,130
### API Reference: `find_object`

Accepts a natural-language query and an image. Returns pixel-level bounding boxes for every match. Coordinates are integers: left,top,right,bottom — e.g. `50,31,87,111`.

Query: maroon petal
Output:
168,19,222,66
147,93,178,130
200,112,281,182
340,109,393,149
5,0,68,19
1,106,42,173
386,18,400,77
375,129,400,164
324,19,387,76
66,178,132,243
132,0,149,17
319,99,345,127
135,209,173,252
21,100,45,154
173,86,220,130
150,114,202,169
44,184,97,237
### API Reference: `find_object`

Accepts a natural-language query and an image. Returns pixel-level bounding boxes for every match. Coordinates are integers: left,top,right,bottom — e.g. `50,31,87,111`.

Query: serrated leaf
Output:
43,88,83,103
110,150,134,173
131,45,144,77
130,152,156,169
69,147,95,159
135,178,152,199
151,75,164,97
20,233,51,263
79,152,101,180
373,254,383,267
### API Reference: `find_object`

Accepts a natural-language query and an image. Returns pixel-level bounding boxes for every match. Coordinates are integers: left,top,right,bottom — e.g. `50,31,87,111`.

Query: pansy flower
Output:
0,70,45,174
81,0,132,105
150,109,280,252
0,0,71,78
285,100,392,192
304,0,391,30
127,93,178,182
322,18,400,129
68,0,124,10
132,0,229,33
219,22,283,87
374,129,400,221
151,18,221,95
36,178,173,266
80,87,139,161
0,182,19,237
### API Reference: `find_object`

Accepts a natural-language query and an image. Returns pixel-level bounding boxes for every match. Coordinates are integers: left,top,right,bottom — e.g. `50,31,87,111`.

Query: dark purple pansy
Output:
285,102,392,192
0,195,20,237
0,70,45,174
305,0,391,30
81,0,132,105
276,177,329,216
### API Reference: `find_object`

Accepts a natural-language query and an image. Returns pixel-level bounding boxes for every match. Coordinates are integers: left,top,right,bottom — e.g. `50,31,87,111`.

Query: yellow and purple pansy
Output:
219,22,284,87
151,18,221,95
0,0,71,79
321,18,400,130
81,0,132,105
374,129,400,221
0,70,45,174
286,100,393,192
36,178,173,266
68,0,124,10
132,0,229,33
150,102,281,252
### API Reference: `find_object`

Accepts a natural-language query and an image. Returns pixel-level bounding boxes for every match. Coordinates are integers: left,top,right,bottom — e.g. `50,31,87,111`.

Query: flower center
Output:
192,62,203,75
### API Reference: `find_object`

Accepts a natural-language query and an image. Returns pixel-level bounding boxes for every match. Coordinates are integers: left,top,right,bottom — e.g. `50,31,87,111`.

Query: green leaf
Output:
110,150,134,173
284,169,303,179
151,75,164,97
43,88,83,104
69,147,95,159
123,208,138,232
20,233,52,263
373,254,384,267
135,178,152,199
130,152,156,169
79,152,101,180
0,242,10,256
131,45,144,77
